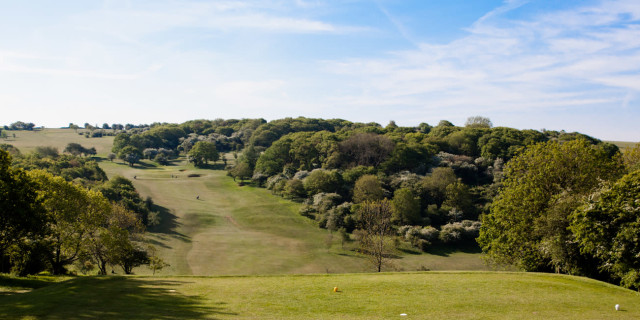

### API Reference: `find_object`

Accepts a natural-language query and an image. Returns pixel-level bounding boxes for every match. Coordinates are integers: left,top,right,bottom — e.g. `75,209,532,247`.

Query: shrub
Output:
266,174,287,190
439,220,481,244
283,179,306,199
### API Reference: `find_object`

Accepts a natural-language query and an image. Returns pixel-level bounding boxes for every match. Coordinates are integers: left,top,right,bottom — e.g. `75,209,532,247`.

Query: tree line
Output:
109,117,621,258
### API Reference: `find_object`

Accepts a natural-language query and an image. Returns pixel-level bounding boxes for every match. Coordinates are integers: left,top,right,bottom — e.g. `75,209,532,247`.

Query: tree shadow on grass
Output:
0,275,55,296
0,277,237,319
194,163,226,170
148,204,190,244
425,242,482,257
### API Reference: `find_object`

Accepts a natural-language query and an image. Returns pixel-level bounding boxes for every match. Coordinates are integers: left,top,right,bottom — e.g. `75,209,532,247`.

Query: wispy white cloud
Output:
322,0,640,138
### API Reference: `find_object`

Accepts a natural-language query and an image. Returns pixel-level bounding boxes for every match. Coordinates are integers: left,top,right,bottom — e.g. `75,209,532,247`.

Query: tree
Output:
465,116,492,128
107,152,116,162
356,199,395,272
303,169,342,196
98,176,150,224
392,188,421,225
420,167,457,207
64,143,87,156
478,139,623,274
147,246,169,275
353,174,384,203
571,170,640,288
622,143,640,173
339,133,394,167
0,150,46,272
83,203,147,275
29,170,111,275
34,146,59,158
229,161,252,182
188,141,219,167
118,146,142,167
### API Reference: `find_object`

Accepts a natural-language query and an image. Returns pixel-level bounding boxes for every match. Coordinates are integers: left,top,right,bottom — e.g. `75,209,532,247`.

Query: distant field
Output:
2,272,639,319
607,140,639,151
2,128,114,155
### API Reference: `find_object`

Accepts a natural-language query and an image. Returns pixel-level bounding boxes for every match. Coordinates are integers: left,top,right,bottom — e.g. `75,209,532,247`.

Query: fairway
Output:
2,272,640,319
99,159,486,275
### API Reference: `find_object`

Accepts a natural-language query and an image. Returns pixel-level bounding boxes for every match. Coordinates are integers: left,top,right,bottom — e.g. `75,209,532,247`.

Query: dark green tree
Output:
571,170,640,288
118,146,142,166
188,141,219,167
353,174,384,203
478,139,623,274
391,188,421,225
0,150,46,272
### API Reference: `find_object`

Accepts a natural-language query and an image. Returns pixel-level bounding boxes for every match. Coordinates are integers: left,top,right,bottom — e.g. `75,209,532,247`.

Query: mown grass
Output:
1,272,639,319
2,129,114,156
98,158,487,275
606,140,639,152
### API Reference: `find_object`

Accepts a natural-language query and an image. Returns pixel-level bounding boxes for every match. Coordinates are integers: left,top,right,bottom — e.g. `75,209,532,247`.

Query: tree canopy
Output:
571,170,640,288
478,139,624,274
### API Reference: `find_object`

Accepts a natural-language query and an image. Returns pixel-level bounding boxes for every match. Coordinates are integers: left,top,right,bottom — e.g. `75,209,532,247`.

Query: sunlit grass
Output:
1,272,639,319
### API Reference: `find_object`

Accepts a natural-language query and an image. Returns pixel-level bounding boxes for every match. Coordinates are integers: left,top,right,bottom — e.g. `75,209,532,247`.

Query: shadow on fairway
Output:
148,204,191,243
0,275,54,296
425,243,482,257
0,277,237,319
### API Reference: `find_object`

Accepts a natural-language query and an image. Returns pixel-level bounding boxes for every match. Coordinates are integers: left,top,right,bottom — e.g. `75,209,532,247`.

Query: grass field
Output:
2,272,639,319
98,159,487,275
607,140,639,152
2,128,115,155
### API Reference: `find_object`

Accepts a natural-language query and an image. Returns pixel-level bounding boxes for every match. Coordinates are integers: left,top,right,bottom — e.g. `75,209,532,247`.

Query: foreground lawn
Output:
1,272,639,319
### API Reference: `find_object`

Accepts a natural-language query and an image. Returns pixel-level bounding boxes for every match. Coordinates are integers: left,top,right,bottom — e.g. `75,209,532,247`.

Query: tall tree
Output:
478,139,623,274
0,150,46,272
188,141,219,167
356,199,395,272
571,170,640,288
29,170,111,275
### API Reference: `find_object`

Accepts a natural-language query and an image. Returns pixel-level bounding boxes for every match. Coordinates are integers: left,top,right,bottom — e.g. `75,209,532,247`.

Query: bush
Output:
266,174,287,190
283,179,306,200
399,225,440,251
439,220,481,244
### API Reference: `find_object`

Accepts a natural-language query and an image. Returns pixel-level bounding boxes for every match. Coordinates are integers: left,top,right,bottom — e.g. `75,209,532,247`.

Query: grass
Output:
99,158,486,275
606,140,639,152
1,272,639,319
1,129,115,156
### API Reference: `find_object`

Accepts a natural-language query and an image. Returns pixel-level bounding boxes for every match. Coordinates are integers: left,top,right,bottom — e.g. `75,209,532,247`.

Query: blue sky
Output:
1,0,639,141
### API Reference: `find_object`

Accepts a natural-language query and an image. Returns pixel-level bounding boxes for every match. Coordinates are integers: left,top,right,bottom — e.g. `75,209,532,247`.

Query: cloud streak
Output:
322,0,640,139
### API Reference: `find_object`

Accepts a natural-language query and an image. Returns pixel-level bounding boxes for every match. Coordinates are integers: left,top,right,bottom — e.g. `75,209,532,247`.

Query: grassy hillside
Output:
2,128,114,155
607,140,639,152
2,272,639,319
99,159,487,275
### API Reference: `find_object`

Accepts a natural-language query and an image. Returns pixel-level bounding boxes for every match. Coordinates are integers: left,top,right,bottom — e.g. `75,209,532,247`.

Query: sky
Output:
1,0,639,141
